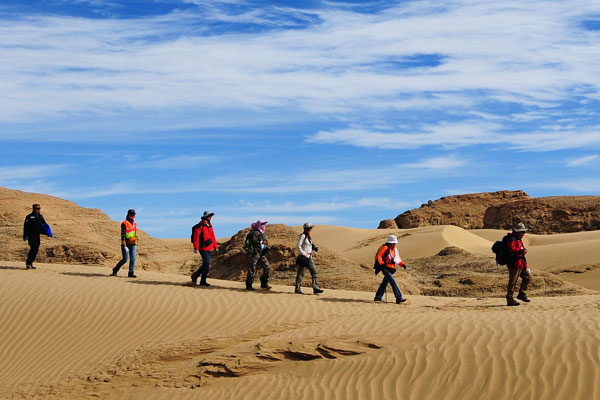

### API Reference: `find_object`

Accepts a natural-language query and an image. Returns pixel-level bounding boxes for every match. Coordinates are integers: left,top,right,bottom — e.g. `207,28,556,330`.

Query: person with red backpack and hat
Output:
190,211,218,286
111,209,138,278
505,222,532,306
373,235,407,304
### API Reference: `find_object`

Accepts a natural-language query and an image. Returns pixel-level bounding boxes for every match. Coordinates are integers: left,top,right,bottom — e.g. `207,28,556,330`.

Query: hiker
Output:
245,220,271,290
111,209,138,278
373,235,407,304
190,211,218,286
23,203,51,269
294,222,324,295
505,223,532,306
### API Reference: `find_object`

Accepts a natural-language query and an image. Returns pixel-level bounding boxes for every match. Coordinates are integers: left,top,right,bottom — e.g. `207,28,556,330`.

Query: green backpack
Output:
243,231,254,253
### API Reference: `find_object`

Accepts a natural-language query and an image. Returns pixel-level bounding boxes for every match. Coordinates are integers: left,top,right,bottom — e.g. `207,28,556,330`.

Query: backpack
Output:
491,235,510,266
243,230,255,253
373,244,391,275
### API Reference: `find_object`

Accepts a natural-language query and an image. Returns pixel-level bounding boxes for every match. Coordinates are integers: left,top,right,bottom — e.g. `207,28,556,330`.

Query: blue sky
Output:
1,0,600,238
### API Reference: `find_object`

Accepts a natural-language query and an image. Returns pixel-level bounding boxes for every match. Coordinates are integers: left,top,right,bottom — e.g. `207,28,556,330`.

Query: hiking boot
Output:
313,288,324,294
190,277,197,286
396,298,407,304
199,281,211,287
506,296,520,306
374,297,383,302
128,273,137,278
295,289,304,294
246,285,255,291
25,264,31,269
30,265,36,269
110,270,118,276
517,292,530,303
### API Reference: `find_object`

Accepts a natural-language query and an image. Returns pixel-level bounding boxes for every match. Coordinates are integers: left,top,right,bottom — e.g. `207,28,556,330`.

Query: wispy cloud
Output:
133,155,220,169
0,0,599,152
566,154,598,167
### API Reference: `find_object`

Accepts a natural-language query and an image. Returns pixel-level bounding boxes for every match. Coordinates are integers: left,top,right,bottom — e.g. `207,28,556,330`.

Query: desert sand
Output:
0,261,599,399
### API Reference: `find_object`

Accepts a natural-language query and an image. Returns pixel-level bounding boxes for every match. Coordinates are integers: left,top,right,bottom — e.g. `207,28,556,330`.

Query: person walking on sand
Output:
111,209,138,278
294,222,324,295
23,203,51,269
373,235,407,304
191,211,218,286
505,223,532,306
245,220,271,291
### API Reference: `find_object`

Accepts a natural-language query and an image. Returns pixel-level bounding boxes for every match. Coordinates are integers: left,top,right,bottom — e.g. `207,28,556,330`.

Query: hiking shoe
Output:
128,273,137,278
313,288,324,294
396,298,407,304
517,292,530,302
110,271,118,276
30,265,36,269
199,281,211,287
374,297,383,302
25,264,31,269
295,289,304,294
506,296,520,306
246,285,255,291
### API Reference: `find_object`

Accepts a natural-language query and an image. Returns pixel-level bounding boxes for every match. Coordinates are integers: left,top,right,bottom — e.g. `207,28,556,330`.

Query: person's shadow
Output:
0,265,24,271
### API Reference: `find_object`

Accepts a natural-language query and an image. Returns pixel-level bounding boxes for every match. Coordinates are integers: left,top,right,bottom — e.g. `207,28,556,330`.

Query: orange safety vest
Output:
123,220,138,245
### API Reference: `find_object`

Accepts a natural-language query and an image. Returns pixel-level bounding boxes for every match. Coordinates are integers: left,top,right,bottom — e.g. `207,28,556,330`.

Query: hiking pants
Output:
113,244,136,274
191,250,211,283
295,256,320,292
26,236,40,266
246,251,269,287
507,267,531,298
375,268,402,301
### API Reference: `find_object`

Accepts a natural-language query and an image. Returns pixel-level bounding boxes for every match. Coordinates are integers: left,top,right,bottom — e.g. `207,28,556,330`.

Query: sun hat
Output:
386,234,398,244
513,222,528,232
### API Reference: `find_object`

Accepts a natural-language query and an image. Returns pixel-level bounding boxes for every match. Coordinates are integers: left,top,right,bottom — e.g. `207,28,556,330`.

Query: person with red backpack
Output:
191,211,218,286
373,235,407,304
505,223,531,306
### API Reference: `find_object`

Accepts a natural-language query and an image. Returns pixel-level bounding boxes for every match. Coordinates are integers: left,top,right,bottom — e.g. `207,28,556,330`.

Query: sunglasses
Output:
34,208,41,210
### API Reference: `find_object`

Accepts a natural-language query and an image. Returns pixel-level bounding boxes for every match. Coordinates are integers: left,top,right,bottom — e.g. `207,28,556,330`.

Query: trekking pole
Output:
385,291,388,304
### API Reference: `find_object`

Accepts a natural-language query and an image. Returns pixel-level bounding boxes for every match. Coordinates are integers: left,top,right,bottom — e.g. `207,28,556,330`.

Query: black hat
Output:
127,209,136,216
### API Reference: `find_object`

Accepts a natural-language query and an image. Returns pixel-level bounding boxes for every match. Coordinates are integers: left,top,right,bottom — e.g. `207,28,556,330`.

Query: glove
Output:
399,262,406,270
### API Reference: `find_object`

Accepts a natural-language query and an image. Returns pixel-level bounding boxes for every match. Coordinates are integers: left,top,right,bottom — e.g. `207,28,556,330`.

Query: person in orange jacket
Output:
191,211,218,286
373,235,407,304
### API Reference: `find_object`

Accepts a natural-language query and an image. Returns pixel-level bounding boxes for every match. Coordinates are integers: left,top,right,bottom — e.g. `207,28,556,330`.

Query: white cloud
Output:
0,165,68,182
133,155,220,169
0,0,599,144
566,154,598,167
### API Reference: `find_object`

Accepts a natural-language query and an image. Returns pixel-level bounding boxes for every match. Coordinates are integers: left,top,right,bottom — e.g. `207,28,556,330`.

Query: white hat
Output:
513,223,528,232
386,235,398,244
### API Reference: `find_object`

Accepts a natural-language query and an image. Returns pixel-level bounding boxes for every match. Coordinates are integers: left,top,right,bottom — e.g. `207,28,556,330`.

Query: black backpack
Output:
491,235,510,266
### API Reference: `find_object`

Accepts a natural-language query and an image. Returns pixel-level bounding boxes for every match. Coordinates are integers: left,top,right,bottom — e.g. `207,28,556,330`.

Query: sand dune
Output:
1,261,599,399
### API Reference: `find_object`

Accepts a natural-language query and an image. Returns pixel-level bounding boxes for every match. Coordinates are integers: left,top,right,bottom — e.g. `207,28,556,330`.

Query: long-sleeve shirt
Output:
23,212,47,241
506,232,528,270
297,232,313,257
376,244,403,270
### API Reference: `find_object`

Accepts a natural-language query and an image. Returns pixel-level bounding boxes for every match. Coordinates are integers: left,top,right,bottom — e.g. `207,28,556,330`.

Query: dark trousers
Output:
507,267,531,297
26,237,40,265
246,250,270,287
192,250,211,283
375,268,402,300
295,256,320,292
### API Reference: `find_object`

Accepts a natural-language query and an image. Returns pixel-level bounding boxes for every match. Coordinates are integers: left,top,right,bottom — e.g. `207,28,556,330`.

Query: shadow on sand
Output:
0,265,26,271
61,272,111,278
127,279,290,295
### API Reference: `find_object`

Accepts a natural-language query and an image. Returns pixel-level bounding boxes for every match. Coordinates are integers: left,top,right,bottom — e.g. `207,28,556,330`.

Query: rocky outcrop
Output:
377,219,397,229
483,196,600,233
380,190,600,234
386,191,530,229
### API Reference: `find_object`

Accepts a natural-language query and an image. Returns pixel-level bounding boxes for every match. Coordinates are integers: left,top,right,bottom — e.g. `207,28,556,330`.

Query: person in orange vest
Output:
373,235,407,304
111,209,138,278
191,211,219,286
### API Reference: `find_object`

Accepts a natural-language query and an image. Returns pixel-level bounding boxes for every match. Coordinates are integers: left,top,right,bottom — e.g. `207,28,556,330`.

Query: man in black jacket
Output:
23,203,48,269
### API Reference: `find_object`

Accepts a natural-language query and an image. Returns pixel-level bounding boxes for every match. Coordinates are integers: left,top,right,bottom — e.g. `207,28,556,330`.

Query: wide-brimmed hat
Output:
386,234,398,244
202,211,215,219
513,222,528,232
